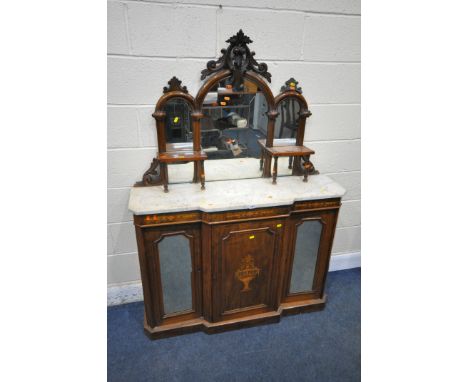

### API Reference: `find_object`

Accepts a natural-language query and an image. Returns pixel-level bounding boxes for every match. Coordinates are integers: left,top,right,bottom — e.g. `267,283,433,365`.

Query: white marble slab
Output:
128,174,346,215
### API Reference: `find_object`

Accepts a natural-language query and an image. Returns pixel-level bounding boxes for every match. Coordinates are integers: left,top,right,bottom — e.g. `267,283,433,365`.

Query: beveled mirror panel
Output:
164,98,193,144
167,78,279,183
289,220,322,294
200,79,268,161
158,234,193,315
275,97,300,139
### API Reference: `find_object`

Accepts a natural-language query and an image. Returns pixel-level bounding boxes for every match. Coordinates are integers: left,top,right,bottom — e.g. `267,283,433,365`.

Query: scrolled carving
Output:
281,78,302,94
163,76,188,94
301,156,319,175
200,29,271,89
139,158,163,186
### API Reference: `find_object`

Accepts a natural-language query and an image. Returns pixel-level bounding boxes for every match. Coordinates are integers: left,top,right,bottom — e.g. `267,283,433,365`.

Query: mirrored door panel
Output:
289,220,323,294
157,234,193,315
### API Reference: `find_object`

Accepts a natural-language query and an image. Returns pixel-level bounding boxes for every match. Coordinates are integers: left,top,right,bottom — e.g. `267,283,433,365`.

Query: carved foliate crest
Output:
163,76,188,93
281,78,302,94
201,29,272,89
226,29,253,46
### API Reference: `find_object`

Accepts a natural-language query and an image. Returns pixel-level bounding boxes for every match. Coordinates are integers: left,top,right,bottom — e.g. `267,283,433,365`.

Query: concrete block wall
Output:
107,0,361,287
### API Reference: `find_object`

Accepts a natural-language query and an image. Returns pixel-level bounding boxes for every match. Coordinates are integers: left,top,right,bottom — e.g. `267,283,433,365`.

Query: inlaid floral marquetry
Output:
235,255,261,292
140,212,201,225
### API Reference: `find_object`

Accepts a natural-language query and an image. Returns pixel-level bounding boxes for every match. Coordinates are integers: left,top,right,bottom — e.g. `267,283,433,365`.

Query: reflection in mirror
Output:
275,97,300,139
164,98,192,145
158,235,193,315
201,78,268,160
166,78,294,183
289,220,322,294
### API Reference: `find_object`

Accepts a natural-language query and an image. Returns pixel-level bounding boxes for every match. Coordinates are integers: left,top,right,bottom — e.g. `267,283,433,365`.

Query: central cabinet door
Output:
212,219,284,321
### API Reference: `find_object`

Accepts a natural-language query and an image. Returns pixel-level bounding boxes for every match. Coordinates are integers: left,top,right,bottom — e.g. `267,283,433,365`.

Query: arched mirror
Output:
201,78,268,159
264,96,303,177
163,97,198,184
163,97,193,146
195,78,269,181
275,97,300,140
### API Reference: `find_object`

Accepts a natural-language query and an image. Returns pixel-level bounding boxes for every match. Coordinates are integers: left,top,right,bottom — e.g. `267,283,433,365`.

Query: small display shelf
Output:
158,150,207,192
259,142,315,184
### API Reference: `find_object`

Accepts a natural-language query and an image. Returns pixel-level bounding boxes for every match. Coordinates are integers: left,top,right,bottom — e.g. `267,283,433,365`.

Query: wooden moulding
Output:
133,198,341,228
143,296,327,340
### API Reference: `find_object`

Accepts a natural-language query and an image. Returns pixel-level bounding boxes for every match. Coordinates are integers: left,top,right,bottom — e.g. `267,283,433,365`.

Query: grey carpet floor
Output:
108,268,361,382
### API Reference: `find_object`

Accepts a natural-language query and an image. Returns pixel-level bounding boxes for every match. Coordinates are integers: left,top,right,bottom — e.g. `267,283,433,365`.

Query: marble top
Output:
128,175,346,215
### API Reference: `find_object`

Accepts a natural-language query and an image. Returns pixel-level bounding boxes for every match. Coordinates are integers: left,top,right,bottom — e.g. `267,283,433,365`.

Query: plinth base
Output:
143,296,327,340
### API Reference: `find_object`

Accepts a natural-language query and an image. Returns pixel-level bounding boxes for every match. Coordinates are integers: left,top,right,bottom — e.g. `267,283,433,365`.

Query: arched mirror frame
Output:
152,80,199,186
153,84,196,154
273,87,312,175
193,69,278,178
136,30,314,186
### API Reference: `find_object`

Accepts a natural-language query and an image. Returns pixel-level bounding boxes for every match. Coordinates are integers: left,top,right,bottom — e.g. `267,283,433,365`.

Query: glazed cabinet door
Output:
211,219,284,321
140,223,202,327
282,209,338,302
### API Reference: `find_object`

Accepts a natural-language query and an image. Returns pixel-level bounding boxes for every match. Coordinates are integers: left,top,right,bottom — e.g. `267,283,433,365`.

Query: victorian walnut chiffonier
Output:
128,30,346,339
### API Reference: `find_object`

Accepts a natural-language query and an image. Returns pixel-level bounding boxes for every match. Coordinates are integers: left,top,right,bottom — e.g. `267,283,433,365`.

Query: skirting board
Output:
328,251,361,272
107,251,361,306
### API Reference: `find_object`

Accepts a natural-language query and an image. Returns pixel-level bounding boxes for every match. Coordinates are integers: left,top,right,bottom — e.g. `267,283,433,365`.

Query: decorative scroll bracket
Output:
134,158,163,187
302,156,319,175
200,29,272,90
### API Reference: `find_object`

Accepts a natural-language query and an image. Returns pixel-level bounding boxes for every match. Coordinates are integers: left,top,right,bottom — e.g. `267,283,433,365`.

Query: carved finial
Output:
163,76,188,93
201,29,271,88
226,29,253,46
281,78,302,94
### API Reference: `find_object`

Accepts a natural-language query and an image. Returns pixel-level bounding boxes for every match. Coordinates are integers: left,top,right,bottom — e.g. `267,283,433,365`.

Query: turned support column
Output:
200,160,205,190
272,156,278,184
